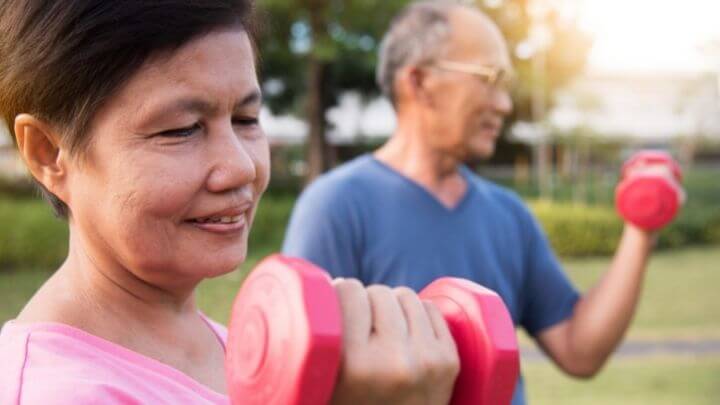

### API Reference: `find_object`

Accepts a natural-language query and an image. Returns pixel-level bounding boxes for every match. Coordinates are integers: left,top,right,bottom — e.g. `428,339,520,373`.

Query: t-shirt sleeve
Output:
282,178,363,280
519,207,580,337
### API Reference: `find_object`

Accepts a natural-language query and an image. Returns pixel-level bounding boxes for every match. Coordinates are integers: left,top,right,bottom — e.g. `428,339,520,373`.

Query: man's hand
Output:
330,279,460,405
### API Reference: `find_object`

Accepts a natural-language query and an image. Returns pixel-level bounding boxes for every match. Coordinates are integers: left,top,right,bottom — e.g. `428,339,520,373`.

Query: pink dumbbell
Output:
615,151,685,231
225,255,520,405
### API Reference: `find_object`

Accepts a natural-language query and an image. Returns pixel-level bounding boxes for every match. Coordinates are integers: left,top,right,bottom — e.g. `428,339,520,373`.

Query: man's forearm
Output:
566,224,654,371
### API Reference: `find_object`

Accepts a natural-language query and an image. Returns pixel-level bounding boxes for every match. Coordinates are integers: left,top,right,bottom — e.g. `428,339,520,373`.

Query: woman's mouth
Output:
187,211,248,234
190,214,244,224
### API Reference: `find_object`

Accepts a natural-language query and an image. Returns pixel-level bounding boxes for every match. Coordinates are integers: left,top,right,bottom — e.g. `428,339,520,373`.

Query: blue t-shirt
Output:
282,155,580,405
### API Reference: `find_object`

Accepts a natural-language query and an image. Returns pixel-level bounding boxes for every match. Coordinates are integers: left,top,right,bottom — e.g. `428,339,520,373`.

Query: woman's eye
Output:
233,117,259,127
158,123,201,138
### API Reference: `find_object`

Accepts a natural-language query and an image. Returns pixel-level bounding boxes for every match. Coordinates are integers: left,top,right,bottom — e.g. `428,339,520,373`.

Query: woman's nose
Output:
205,124,257,194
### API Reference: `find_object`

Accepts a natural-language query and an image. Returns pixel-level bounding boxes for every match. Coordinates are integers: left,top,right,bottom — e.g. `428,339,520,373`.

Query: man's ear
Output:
14,114,70,203
396,65,435,108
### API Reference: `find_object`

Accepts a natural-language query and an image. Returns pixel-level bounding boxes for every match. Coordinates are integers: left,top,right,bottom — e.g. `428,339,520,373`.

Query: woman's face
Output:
63,29,269,286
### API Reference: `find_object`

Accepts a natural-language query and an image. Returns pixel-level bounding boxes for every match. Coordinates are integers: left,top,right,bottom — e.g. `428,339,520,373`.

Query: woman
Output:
0,1,459,404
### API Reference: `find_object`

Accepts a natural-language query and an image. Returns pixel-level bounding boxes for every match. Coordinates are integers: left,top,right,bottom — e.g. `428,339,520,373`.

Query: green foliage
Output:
247,193,296,256
659,207,718,249
0,198,68,269
530,198,720,257
0,176,35,198
707,217,720,244
258,0,591,118
662,167,719,245
491,165,720,255
529,201,623,257
258,0,407,113
481,1,593,120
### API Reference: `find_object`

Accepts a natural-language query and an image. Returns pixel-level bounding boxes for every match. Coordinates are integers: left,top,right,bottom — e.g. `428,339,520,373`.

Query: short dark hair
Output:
0,0,257,218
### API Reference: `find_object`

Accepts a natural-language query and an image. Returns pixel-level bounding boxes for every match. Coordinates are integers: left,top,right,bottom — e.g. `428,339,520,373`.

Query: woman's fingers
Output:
331,281,459,405
367,284,408,339
395,287,436,341
333,278,372,346
423,300,456,344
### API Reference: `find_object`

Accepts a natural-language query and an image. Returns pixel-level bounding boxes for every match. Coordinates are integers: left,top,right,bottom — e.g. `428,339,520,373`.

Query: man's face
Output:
422,8,514,161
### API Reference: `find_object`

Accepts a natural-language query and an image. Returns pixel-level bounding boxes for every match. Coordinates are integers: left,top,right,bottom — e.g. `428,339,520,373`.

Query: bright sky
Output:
577,0,720,73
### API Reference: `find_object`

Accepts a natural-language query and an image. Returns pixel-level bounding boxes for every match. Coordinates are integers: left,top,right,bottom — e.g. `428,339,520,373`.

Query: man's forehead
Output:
444,7,511,68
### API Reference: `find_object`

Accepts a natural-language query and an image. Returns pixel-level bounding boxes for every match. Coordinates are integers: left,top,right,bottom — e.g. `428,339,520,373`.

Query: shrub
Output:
529,201,623,257
704,216,720,244
247,193,296,256
0,177,35,199
529,199,720,257
0,198,68,269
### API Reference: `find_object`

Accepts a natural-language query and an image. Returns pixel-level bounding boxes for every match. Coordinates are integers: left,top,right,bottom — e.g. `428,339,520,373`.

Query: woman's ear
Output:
14,114,70,203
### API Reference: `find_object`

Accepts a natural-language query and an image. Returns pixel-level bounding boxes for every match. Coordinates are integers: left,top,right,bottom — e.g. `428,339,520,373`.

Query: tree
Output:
258,0,407,181
257,0,592,182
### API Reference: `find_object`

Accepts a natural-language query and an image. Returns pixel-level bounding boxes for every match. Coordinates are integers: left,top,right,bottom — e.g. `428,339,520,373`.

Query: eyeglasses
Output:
431,60,516,92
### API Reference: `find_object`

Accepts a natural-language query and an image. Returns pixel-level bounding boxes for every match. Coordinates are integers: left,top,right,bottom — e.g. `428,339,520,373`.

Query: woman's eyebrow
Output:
235,90,263,110
141,89,263,122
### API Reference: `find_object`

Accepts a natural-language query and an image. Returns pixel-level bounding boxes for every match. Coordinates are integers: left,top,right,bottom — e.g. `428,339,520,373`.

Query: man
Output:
283,2,661,404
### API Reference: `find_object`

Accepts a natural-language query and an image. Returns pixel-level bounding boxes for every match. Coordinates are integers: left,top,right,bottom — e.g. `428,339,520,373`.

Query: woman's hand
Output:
330,279,460,405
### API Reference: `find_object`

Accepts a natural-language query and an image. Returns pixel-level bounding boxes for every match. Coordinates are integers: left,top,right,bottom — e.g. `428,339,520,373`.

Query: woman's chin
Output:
171,251,249,281
206,256,248,278
204,267,241,279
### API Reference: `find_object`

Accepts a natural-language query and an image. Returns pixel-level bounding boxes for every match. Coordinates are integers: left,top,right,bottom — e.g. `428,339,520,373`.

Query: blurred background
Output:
1,0,719,403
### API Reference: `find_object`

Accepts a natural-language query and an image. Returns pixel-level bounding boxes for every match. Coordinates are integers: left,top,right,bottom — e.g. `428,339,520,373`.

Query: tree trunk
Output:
305,1,334,184
305,57,333,183
532,48,553,200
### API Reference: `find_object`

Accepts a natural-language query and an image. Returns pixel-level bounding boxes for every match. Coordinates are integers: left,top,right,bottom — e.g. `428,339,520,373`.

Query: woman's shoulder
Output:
0,322,114,403
0,321,138,403
0,322,31,404
0,320,229,404
200,313,228,346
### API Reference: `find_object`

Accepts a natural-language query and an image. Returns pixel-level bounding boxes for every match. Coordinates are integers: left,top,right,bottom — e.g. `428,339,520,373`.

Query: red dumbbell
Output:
226,255,520,405
615,150,685,231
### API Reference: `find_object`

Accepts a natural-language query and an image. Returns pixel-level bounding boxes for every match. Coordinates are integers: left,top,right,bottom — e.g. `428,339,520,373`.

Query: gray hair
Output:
377,1,458,105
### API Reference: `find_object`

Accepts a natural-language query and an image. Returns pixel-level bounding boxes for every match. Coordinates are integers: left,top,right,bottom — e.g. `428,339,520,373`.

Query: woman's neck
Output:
17,226,200,333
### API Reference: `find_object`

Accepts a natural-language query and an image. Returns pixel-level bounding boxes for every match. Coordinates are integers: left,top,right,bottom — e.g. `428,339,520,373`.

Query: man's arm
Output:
536,225,654,378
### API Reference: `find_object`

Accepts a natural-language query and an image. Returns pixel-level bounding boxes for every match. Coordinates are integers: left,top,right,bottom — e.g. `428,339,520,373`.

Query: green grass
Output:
524,356,720,405
563,247,720,340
